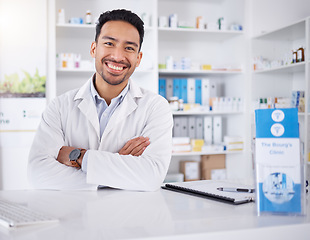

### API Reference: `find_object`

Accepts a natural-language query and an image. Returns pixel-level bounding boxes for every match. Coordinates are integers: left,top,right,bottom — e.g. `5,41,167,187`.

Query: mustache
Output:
101,58,131,68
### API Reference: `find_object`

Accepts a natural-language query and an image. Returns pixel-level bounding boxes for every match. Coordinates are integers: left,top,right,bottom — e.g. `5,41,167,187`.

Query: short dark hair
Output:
95,9,144,51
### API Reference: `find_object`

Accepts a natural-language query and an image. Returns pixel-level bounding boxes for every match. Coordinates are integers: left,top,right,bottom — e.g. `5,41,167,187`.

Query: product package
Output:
254,108,305,215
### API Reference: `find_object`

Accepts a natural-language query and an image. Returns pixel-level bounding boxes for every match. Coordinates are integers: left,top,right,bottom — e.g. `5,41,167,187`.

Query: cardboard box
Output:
200,154,226,180
180,161,200,181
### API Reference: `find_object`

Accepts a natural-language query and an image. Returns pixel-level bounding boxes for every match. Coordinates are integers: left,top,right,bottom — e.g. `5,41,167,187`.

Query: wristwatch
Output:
69,149,82,168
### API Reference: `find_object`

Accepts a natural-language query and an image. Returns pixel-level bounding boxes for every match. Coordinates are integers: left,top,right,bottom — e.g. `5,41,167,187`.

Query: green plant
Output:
0,69,46,94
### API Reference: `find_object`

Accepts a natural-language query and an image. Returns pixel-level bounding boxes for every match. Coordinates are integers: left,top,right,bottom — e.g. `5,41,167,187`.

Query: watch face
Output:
69,149,81,161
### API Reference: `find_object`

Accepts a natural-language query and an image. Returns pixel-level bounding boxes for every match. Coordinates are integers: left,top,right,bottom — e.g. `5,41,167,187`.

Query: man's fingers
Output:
119,137,150,155
130,140,150,156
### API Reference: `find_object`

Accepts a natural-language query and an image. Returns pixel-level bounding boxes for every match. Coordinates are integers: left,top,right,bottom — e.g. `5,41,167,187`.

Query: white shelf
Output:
253,18,306,41
158,27,244,41
253,61,306,74
172,111,243,116
172,150,243,156
57,68,94,73
159,69,243,75
56,23,155,38
158,27,243,34
57,23,95,28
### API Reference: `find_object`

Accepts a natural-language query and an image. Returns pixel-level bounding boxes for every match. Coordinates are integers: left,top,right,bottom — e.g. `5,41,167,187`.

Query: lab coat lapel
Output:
75,79,100,141
101,80,142,140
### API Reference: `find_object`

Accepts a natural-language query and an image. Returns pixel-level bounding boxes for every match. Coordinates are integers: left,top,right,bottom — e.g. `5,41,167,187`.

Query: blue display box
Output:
254,108,305,215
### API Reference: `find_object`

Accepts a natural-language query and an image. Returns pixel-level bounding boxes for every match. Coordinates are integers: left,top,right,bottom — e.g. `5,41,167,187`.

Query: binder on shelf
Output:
180,78,188,103
180,116,188,137
195,117,204,139
195,79,202,105
187,78,196,104
166,78,173,100
213,116,222,144
158,78,166,98
201,78,217,108
188,116,196,139
173,78,181,100
204,116,213,145
173,117,182,137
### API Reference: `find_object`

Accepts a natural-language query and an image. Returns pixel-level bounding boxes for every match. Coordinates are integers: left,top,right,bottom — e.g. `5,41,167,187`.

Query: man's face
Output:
90,20,142,86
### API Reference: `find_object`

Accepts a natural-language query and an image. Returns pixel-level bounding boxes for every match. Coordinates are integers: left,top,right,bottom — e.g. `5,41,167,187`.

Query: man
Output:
28,9,173,191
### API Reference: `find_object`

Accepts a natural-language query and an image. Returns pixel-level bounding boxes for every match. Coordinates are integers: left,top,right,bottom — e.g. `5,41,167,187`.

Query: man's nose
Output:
110,47,126,62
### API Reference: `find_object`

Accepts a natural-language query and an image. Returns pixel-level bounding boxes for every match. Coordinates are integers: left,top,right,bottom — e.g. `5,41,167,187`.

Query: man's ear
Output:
90,41,96,58
135,51,143,67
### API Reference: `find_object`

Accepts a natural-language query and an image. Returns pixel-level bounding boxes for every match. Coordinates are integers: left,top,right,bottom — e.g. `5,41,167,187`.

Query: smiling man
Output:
28,9,173,191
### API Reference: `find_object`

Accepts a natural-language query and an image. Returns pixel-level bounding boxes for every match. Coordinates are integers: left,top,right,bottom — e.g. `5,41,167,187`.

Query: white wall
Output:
251,0,310,36
0,0,47,190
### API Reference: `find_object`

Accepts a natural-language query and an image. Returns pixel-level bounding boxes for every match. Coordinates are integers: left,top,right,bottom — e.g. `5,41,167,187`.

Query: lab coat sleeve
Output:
28,98,97,190
86,96,173,191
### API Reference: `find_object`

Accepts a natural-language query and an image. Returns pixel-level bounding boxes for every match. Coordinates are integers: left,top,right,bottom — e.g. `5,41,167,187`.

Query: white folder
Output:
204,116,213,145
187,78,196,104
201,78,217,107
213,116,222,144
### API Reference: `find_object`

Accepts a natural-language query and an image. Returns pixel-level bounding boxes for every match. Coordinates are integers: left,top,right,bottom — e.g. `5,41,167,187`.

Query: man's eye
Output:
126,46,135,51
104,42,113,46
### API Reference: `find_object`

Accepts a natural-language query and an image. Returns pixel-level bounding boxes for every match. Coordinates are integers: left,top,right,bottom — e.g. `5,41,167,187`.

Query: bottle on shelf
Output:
297,46,305,62
58,9,65,24
85,10,92,24
292,49,297,63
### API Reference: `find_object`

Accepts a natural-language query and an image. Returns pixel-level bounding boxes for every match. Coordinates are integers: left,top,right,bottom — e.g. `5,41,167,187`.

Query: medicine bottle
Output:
292,50,297,63
85,10,92,24
297,46,304,62
169,96,179,111
58,9,65,24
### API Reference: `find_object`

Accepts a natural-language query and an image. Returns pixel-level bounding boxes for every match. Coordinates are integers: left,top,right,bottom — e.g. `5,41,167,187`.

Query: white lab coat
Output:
28,78,173,191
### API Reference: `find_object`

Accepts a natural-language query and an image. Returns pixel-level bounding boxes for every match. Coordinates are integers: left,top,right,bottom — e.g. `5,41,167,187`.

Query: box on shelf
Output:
180,161,200,181
191,139,204,152
172,137,191,153
200,154,226,180
164,173,184,183
224,136,244,151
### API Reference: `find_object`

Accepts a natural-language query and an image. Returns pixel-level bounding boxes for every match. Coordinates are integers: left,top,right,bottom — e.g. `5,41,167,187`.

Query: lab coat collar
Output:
74,76,143,101
100,79,143,141
73,76,144,142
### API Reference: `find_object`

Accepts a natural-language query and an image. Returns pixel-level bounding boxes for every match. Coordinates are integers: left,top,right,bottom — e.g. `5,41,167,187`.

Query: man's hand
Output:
57,146,85,168
119,136,150,156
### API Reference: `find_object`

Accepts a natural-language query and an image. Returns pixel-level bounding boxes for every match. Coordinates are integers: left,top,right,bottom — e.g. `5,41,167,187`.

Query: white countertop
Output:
0,188,309,240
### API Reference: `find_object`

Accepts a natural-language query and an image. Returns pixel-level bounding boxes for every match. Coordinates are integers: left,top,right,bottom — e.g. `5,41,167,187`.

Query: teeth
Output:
108,63,123,71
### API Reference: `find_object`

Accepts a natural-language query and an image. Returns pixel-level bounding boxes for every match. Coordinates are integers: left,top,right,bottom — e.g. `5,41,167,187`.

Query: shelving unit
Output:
48,0,251,181
157,0,249,180
250,17,310,166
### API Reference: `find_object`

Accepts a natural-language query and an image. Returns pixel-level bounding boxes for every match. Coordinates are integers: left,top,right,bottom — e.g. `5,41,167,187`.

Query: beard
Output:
98,58,131,86
98,71,127,86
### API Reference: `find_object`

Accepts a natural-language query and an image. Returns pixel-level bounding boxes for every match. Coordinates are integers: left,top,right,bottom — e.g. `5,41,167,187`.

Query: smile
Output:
107,63,124,71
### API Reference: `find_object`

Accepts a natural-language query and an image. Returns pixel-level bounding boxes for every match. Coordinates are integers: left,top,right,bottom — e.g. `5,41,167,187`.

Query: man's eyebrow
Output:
101,36,139,48
102,36,117,41
125,41,139,48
